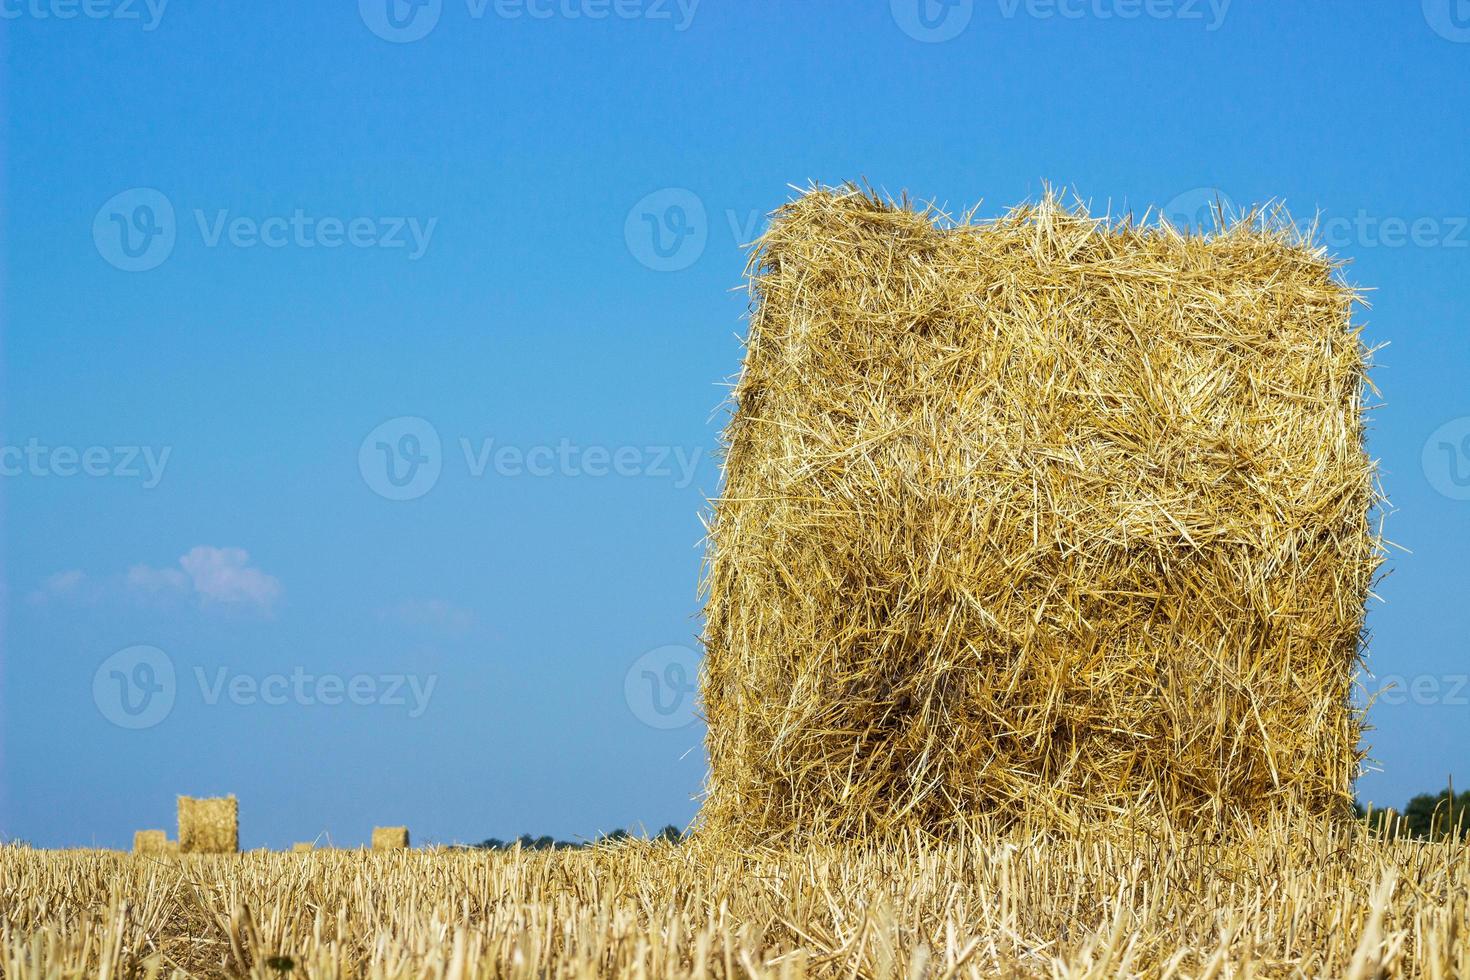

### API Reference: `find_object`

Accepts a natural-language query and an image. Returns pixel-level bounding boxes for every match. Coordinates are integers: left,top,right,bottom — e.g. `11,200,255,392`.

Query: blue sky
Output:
2,1,1468,848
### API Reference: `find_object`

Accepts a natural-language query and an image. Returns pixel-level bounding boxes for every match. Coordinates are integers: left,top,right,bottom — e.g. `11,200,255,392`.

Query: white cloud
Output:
382,598,476,635
117,546,282,614
32,547,282,615
126,563,189,594
26,569,87,605
176,546,282,611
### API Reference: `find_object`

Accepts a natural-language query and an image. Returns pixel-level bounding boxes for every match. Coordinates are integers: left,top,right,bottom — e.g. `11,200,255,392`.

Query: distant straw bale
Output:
178,795,239,853
292,842,315,853
132,830,169,855
700,186,1383,843
372,826,409,850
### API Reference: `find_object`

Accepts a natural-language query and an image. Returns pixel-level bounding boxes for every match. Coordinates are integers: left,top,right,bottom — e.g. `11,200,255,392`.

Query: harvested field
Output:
1,824,1464,978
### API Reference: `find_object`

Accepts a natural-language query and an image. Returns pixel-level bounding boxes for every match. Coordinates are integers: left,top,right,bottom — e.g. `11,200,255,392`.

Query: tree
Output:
1401,788,1469,841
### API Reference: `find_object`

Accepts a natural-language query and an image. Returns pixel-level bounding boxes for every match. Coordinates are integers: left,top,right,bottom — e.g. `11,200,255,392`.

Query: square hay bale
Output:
371,826,409,850
699,187,1382,843
132,829,169,854
177,795,238,853
291,842,315,853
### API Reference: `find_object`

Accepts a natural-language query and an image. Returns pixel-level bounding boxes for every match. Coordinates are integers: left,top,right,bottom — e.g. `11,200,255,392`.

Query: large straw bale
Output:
372,826,409,850
132,829,169,854
177,795,239,853
700,187,1382,843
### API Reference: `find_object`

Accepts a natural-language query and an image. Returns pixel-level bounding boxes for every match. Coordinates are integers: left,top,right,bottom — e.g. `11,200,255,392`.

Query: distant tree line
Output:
1356,786,1469,841
465,825,684,851
469,791,1470,848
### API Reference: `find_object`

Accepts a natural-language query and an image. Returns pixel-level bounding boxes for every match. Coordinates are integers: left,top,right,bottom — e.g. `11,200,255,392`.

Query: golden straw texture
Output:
177,795,239,854
130,829,168,855
372,826,410,850
3,825,1463,978
700,186,1382,844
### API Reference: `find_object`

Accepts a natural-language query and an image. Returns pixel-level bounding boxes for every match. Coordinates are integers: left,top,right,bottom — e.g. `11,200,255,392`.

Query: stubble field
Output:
3,823,1466,979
